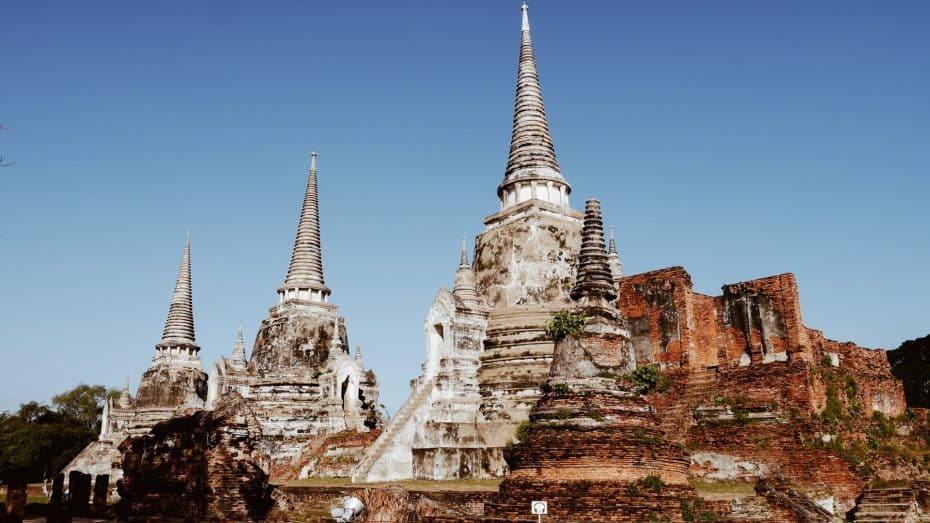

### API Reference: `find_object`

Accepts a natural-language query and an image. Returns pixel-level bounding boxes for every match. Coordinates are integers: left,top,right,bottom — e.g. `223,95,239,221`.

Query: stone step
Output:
859,494,915,503
855,509,912,516
352,378,436,481
859,501,913,508
857,502,913,508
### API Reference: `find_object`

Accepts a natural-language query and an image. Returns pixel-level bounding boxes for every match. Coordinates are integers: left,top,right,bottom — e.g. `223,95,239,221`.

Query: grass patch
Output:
0,494,49,504
689,480,755,496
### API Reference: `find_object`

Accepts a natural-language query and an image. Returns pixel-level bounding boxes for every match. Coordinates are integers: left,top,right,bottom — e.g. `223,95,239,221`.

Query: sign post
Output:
531,500,548,523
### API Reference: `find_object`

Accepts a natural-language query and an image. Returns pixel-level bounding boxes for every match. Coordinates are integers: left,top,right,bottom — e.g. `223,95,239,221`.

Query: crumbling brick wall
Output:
118,392,272,521
719,273,810,366
618,267,697,368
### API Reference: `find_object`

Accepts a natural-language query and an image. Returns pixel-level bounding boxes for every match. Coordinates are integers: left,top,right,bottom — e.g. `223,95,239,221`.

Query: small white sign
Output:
531,500,548,515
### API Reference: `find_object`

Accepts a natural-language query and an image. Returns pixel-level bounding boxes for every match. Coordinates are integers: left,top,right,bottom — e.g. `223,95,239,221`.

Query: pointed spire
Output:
607,225,624,279
279,151,330,301
571,200,617,303
453,238,480,306
498,2,569,208
157,235,199,351
232,321,247,366
459,237,469,270
119,377,132,408
354,343,363,362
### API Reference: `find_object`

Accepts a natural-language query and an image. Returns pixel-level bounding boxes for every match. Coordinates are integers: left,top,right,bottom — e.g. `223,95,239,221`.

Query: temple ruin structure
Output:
354,2,585,482
66,153,380,485
205,151,380,476
63,235,209,484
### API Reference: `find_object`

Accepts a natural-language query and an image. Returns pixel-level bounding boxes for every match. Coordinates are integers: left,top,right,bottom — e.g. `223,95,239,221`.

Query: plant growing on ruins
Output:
514,421,532,443
643,474,663,493
819,380,846,428
544,310,585,340
844,376,859,402
869,411,896,440
626,483,641,496
552,383,571,395
631,429,664,446
629,364,663,394
681,498,717,522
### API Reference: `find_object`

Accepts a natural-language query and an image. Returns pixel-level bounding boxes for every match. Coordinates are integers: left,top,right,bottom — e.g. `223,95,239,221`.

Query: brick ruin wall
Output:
117,393,273,521
268,485,493,522
618,267,905,417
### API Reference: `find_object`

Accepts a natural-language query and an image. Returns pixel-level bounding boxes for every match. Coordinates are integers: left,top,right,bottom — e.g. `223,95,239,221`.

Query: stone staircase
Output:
757,481,838,522
351,378,435,482
658,367,718,439
853,487,919,522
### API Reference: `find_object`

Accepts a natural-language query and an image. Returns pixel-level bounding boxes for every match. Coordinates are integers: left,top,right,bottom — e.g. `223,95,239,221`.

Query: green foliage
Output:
51,383,119,433
544,310,585,340
808,435,876,478
629,364,663,394
681,498,717,522
867,410,896,446
821,354,833,368
626,482,641,496
643,474,663,493
631,428,664,445
819,377,846,428
898,408,917,423
552,383,571,395
843,376,859,402
557,408,572,420
0,401,95,482
514,421,532,443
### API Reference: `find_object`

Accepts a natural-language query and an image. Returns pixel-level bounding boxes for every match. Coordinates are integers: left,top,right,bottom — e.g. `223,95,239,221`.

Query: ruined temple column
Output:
4,481,27,523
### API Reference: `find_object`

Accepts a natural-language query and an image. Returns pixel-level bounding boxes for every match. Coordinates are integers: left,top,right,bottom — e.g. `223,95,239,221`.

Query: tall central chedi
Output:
216,152,381,474
476,1,581,419
354,3,584,482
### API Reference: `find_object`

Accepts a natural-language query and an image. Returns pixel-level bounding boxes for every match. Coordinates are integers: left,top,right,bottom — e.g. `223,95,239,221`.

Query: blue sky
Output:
1,1,928,415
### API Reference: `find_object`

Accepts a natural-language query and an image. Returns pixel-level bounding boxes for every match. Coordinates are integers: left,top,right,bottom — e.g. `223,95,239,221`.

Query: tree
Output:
51,384,119,433
0,402,94,483
0,383,116,484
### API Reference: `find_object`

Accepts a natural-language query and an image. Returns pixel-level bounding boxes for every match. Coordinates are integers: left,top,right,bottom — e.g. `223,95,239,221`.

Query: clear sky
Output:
1,1,928,415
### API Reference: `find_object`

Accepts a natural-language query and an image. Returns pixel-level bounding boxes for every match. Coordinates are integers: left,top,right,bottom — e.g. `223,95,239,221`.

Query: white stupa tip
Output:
521,2,530,32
